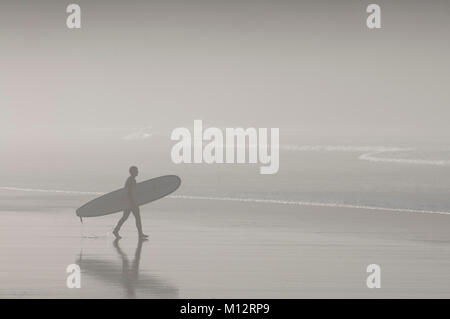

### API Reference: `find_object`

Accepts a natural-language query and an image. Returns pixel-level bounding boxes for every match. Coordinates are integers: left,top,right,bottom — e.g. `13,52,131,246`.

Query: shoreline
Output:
2,186,449,216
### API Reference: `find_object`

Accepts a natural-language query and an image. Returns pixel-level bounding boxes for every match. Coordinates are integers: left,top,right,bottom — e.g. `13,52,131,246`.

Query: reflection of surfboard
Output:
76,175,181,218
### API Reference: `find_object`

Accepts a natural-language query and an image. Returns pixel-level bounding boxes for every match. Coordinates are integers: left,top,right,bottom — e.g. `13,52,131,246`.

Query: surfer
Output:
113,166,149,239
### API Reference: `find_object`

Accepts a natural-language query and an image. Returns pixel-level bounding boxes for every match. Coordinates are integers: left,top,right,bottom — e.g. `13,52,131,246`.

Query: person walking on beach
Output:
113,166,148,239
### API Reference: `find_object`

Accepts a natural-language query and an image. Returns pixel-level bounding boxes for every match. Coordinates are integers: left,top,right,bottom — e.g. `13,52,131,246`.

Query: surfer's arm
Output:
125,179,137,207
127,188,136,206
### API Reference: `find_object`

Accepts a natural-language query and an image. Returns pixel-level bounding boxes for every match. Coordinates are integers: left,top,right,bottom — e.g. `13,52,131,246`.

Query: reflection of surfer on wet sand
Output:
113,238,142,298
77,239,178,298
113,166,148,239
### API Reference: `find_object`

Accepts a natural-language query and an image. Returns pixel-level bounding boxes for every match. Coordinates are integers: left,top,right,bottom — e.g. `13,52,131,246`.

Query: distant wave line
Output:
280,145,411,152
358,152,450,166
1,186,449,216
169,195,450,215
0,186,103,195
281,145,450,166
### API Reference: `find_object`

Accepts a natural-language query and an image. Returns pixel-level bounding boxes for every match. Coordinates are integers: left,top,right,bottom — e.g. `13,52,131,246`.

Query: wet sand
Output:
1,195,450,298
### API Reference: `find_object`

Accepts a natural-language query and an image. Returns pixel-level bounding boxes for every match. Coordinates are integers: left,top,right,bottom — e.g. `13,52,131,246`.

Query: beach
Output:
2,0,450,301
1,189,450,299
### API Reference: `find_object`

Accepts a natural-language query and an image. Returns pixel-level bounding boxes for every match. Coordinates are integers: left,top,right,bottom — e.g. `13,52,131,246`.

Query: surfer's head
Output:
129,166,139,177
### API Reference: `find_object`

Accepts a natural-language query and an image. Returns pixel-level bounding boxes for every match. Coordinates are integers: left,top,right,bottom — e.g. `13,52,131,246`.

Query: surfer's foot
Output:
113,230,122,239
139,233,149,239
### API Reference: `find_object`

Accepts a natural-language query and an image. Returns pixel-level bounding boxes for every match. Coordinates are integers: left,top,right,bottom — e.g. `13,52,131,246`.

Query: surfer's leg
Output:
132,207,148,238
113,210,131,238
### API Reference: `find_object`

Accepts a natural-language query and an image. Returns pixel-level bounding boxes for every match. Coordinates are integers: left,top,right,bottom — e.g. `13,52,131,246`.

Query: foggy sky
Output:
1,0,449,141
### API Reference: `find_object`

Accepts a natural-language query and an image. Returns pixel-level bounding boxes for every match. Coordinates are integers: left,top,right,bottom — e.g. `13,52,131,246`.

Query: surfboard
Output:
76,175,181,218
